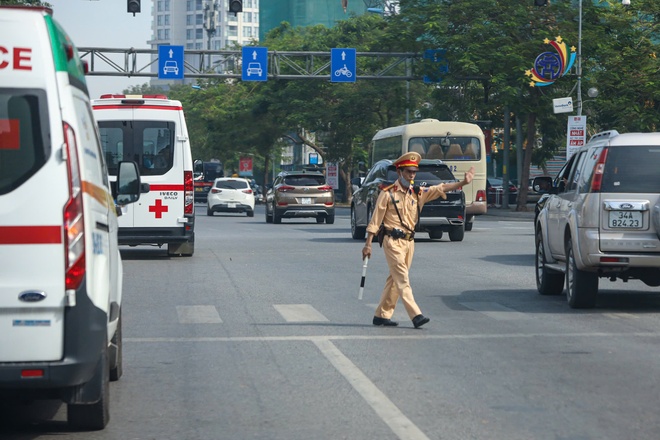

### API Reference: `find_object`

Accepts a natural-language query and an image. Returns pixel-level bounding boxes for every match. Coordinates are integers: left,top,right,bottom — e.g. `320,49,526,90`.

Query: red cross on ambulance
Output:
148,199,169,218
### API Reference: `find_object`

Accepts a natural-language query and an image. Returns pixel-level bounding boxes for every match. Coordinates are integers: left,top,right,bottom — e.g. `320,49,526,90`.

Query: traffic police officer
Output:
362,152,475,328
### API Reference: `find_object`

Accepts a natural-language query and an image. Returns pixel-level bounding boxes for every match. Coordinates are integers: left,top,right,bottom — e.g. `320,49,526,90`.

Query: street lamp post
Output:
577,0,583,116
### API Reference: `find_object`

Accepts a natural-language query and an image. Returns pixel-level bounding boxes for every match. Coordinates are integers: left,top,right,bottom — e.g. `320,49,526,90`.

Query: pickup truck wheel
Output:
565,236,598,308
464,215,474,231
536,229,564,295
448,224,464,242
68,342,110,430
351,207,366,239
428,229,443,240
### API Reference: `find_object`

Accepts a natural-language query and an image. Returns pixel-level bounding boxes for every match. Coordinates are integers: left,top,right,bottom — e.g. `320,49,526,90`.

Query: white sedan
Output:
207,177,255,217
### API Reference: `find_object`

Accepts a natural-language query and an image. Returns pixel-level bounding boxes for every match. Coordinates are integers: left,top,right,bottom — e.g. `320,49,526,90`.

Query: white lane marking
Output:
176,305,223,324
459,302,529,320
313,338,430,440
126,331,660,344
604,313,640,320
273,304,329,322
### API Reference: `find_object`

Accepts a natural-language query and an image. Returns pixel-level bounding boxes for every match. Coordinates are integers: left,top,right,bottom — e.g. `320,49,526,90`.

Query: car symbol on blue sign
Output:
159,45,184,79
331,48,356,83
242,47,268,82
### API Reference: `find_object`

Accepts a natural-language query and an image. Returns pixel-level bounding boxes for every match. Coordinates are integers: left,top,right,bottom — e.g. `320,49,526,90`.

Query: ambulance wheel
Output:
68,342,110,430
109,312,123,381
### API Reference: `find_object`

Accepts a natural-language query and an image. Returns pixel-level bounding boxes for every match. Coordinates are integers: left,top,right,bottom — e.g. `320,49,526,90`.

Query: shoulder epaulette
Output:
381,183,396,192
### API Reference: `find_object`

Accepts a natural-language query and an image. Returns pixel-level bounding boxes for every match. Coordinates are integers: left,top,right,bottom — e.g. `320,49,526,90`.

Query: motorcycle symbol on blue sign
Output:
331,48,356,83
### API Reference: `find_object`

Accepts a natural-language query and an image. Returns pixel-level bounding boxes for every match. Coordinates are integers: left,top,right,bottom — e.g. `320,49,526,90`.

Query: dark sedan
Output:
486,177,518,206
351,159,466,242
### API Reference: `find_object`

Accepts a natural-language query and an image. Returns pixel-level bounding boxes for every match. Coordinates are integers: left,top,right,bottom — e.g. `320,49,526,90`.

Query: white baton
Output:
358,256,369,300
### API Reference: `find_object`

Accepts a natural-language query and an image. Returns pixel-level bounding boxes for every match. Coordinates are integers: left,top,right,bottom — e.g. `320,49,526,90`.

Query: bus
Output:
371,119,487,230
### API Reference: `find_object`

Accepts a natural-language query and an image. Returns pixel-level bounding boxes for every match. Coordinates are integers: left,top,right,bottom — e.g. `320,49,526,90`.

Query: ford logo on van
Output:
19,291,47,302
620,203,634,210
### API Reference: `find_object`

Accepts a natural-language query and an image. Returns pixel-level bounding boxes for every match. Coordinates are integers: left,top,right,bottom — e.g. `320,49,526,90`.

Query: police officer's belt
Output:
384,228,415,241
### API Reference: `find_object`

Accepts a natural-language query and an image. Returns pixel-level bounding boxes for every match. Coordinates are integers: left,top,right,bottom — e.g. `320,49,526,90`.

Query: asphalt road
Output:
3,205,660,440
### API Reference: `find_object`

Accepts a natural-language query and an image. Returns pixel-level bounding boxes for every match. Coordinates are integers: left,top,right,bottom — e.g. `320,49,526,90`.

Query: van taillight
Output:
63,123,85,291
184,171,194,215
590,148,609,192
475,190,486,202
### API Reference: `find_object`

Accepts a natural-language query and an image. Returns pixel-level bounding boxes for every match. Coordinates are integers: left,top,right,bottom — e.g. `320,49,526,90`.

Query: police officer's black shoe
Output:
373,316,399,327
412,314,430,328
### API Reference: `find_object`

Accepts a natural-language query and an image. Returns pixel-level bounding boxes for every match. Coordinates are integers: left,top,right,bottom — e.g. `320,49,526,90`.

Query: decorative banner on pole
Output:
525,36,577,87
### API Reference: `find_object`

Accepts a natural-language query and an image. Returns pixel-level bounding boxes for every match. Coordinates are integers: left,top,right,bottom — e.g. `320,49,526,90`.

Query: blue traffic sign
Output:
331,48,356,83
242,47,268,82
158,45,184,80
423,49,448,84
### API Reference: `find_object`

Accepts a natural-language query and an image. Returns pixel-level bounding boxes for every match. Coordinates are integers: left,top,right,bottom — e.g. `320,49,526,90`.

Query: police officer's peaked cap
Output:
394,152,421,169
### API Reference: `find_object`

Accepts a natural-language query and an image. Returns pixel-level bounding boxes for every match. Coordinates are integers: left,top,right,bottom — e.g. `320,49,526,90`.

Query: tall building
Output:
150,0,260,87
259,0,367,41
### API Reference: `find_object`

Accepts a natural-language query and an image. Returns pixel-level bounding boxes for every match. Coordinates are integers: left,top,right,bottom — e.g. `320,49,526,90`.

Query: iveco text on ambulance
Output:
0,6,142,430
92,94,196,256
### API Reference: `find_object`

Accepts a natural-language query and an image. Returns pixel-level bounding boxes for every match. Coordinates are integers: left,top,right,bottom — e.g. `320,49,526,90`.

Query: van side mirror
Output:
116,161,144,206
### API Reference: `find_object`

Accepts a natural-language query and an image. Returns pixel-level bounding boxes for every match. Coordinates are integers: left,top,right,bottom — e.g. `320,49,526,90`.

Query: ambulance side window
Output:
0,89,49,195
98,125,125,175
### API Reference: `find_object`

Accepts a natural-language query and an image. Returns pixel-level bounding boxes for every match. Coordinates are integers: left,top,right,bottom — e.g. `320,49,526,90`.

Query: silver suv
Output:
534,130,660,308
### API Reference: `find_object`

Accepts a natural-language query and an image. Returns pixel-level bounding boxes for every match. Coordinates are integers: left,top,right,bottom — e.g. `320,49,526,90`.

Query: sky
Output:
48,0,154,99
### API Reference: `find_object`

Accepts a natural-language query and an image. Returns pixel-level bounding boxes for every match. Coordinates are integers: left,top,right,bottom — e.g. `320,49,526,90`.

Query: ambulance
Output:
0,6,142,429
92,94,196,256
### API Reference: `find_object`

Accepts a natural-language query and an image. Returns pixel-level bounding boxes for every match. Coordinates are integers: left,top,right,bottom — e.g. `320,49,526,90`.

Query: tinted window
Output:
388,166,455,182
98,120,175,176
0,89,49,195
284,175,325,186
601,146,660,193
216,179,248,190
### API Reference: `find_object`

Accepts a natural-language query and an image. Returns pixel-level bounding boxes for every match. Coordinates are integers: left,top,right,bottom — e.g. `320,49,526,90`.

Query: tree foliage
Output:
118,1,658,205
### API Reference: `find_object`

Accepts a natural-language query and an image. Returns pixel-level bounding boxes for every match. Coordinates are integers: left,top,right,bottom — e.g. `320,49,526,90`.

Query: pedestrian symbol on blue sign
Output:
242,47,268,82
158,45,184,80
331,48,356,83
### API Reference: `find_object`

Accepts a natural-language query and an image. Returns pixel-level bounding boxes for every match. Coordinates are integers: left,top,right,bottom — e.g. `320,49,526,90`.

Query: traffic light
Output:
534,0,547,5
229,0,243,13
127,0,141,15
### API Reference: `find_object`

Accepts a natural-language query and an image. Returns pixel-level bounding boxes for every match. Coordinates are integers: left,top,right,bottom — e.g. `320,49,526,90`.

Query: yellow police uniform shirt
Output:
366,183,447,235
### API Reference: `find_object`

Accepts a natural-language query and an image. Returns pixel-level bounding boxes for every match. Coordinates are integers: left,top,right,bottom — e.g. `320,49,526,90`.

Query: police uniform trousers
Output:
374,234,422,320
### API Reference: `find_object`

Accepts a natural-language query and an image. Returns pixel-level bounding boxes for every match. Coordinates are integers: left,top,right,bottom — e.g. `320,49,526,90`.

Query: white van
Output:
0,6,142,430
92,94,196,256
